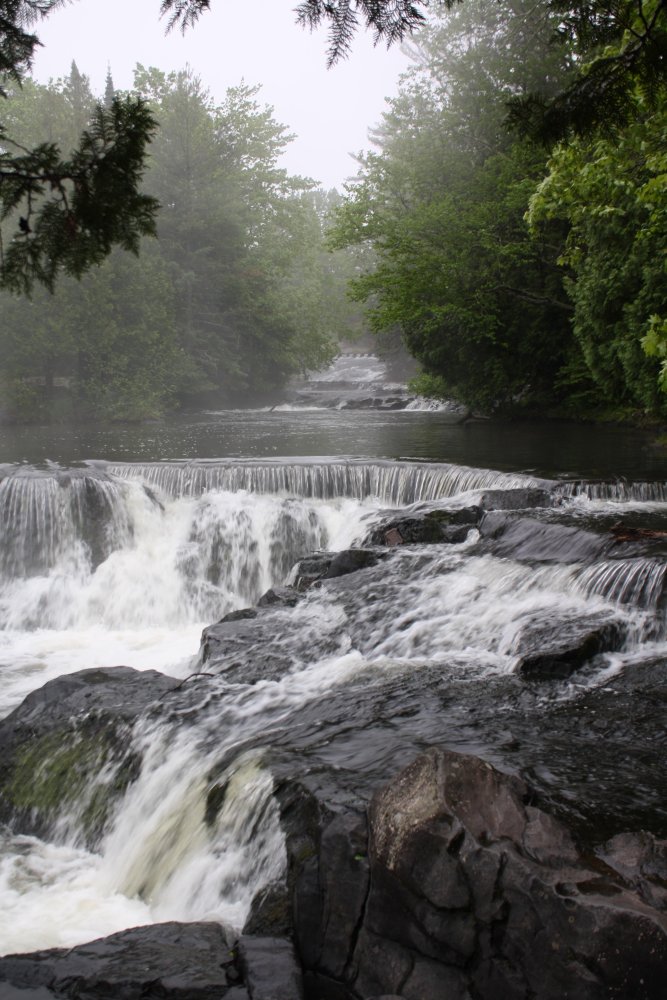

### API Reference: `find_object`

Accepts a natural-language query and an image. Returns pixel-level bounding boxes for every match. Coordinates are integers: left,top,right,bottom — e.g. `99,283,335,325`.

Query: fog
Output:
32,0,414,189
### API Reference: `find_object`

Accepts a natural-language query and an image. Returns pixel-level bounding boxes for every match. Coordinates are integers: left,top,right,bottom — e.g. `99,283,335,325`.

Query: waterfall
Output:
2,456,667,961
107,458,556,503
561,480,667,502
0,470,134,578
577,558,667,610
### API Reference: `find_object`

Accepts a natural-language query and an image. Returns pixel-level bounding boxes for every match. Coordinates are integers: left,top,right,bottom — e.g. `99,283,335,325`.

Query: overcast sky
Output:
31,0,417,190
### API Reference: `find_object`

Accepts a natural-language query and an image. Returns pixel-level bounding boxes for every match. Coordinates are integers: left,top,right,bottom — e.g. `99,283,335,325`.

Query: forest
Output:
329,0,667,420
1,0,667,422
0,62,361,420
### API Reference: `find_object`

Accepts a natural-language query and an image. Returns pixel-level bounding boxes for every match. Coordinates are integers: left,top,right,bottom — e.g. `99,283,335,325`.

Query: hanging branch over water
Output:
161,0,432,64
0,97,159,293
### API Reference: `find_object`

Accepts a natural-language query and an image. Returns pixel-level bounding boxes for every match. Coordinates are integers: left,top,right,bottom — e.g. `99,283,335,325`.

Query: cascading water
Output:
1,454,666,960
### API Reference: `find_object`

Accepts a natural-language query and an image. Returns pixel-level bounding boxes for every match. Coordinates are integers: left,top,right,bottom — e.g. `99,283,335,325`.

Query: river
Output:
0,356,666,959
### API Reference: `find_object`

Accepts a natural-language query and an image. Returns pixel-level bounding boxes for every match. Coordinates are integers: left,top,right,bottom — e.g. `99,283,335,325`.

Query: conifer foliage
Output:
0,1,158,292
0,97,158,292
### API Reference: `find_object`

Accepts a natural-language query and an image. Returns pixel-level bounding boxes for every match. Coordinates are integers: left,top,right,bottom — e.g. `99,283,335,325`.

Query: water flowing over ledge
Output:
106,458,558,502
1,451,667,982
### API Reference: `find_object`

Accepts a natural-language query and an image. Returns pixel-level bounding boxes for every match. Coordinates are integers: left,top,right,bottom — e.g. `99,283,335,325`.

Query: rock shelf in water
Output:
1,464,667,996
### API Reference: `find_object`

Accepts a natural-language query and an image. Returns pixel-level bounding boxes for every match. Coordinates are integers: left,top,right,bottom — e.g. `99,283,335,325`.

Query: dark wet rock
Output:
258,586,300,608
477,487,560,511
283,748,667,1000
218,607,259,623
2,665,175,729
200,608,296,681
0,922,238,999
199,598,345,682
510,611,627,679
237,936,304,1000
364,506,481,547
243,881,293,937
480,514,609,562
291,549,382,590
0,667,177,843
325,548,382,578
292,552,334,589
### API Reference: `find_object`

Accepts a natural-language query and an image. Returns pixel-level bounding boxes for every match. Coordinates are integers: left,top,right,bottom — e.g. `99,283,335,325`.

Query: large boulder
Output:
0,667,177,844
287,749,667,1000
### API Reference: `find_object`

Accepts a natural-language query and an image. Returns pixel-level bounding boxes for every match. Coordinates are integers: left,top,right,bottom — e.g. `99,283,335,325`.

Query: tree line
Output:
328,0,667,419
0,64,361,421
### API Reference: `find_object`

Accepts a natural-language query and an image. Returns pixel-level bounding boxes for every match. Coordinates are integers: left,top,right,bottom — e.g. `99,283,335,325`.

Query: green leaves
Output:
528,94,667,410
330,0,575,412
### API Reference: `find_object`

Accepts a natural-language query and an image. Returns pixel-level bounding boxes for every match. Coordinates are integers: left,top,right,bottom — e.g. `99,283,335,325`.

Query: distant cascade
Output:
577,558,667,610
561,480,667,502
107,459,556,504
404,397,460,412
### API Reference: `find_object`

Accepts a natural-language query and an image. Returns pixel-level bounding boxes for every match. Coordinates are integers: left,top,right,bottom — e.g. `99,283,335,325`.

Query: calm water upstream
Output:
0,357,665,957
1,407,666,481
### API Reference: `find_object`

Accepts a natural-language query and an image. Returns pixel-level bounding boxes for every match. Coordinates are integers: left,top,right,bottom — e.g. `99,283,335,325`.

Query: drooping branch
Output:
0,97,159,293
161,0,435,65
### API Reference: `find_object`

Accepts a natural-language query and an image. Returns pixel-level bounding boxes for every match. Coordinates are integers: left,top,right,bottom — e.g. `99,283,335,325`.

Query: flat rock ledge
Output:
0,923,304,1000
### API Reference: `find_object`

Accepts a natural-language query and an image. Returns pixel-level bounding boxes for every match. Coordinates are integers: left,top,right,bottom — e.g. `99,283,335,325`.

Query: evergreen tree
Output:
104,66,115,108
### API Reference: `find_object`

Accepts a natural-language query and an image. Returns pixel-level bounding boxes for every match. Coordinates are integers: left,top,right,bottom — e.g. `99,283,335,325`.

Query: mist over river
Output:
0,357,666,979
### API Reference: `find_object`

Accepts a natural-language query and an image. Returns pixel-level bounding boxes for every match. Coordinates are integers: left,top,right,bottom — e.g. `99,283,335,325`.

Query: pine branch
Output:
0,97,159,293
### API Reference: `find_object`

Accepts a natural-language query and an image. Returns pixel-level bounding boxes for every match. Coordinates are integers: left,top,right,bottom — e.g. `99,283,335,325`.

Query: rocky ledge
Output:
272,747,667,1000
0,686,665,1000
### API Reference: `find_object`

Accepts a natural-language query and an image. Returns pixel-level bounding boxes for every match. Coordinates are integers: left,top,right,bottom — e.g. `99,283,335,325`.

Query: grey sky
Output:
32,0,416,190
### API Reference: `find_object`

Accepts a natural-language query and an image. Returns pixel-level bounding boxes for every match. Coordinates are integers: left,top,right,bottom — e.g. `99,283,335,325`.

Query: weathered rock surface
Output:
364,506,482,547
291,549,383,589
237,936,304,1000
0,922,241,999
284,749,667,1000
476,487,561,511
508,610,628,678
0,667,177,843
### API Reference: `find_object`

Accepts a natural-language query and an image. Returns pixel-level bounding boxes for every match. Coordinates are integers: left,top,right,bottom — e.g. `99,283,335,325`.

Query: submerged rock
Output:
510,611,627,678
477,487,561,511
479,514,608,562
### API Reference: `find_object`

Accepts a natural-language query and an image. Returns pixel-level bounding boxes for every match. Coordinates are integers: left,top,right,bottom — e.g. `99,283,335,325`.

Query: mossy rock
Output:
5,724,141,845
0,666,177,845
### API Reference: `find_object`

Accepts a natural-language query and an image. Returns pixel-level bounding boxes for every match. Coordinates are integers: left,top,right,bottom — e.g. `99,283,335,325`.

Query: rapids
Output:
0,356,666,961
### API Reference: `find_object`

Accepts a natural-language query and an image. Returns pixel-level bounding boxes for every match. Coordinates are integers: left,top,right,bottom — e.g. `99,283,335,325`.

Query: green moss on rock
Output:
4,724,139,845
